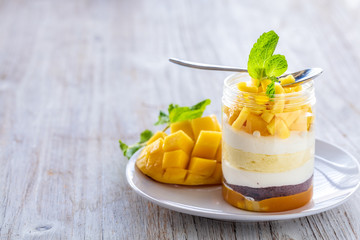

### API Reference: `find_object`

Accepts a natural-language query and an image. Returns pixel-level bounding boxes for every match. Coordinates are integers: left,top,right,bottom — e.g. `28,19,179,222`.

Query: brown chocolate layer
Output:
224,175,313,201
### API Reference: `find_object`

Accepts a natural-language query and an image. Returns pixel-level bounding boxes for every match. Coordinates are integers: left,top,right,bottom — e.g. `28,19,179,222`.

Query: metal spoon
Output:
169,58,323,87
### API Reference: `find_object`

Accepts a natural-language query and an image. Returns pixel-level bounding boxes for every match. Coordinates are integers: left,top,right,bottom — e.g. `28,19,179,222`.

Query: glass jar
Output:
221,73,315,212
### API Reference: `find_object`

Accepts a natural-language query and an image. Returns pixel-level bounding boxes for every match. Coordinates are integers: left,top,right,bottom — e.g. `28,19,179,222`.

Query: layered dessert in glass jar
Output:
222,73,315,212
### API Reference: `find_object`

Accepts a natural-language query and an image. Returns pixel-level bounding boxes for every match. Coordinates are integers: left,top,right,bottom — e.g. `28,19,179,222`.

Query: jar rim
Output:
224,72,314,98
222,72,315,108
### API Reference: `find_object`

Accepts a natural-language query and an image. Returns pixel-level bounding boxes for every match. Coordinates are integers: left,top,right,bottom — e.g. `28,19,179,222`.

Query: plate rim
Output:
126,139,360,222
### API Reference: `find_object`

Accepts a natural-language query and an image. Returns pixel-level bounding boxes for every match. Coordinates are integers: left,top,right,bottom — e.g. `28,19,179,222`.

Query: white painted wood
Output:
0,0,359,239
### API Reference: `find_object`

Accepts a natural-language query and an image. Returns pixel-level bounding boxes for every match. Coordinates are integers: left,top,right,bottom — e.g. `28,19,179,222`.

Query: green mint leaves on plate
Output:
247,30,288,97
120,99,211,159
119,130,154,160
155,99,211,127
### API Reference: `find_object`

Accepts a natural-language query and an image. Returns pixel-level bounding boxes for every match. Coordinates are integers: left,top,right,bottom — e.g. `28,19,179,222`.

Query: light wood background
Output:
1,0,360,239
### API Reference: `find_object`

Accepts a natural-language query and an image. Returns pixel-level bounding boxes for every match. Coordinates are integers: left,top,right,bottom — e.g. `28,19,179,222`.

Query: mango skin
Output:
136,116,223,185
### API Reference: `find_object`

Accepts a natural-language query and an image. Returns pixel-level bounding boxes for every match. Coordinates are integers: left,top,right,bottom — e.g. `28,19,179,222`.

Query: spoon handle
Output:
169,58,248,72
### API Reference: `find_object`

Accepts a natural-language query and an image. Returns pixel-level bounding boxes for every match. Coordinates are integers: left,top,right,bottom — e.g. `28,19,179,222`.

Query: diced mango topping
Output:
136,115,223,186
237,82,258,93
223,76,313,139
280,75,296,86
275,118,290,139
244,113,269,136
232,107,250,130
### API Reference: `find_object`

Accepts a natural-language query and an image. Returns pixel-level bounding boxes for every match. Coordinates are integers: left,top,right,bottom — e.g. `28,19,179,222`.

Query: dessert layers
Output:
222,121,314,211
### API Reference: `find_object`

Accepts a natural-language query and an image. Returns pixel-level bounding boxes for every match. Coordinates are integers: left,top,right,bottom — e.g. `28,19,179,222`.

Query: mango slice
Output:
232,107,250,130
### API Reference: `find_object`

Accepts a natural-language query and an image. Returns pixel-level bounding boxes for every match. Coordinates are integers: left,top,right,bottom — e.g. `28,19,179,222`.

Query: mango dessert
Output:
221,31,316,212
136,115,223,185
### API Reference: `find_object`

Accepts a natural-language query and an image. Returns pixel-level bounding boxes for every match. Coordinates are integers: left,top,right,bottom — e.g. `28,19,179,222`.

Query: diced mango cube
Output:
136,156,147,172
232,107,250,130
188,157,217,177
228,107,241,125
275,118,290,139
146,151,165,182
280,75,295,86
138,147,149,160
261,111,274,123
245,113,269,136
210,114,221,131
184,173,210,185
163,168,188,184
163,130,194,155
162,150,189,169
147,150,164,169
254,94,269,105
211,163,223,182
147,138,164,155
191,116,217,140
272,98,285,113
192,131,222,159
290,113,308,131
237,82,258,93
275,82,285,94
170,120,194,140
261,79,272,92
267,118,276,135
276,110,301,127
147,131,167,145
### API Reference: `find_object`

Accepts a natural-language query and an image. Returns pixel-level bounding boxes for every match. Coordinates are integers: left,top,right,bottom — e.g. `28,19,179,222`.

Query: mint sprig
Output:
119,130,153,160
155,99,211,127
120,99,211,159
247,30,288,97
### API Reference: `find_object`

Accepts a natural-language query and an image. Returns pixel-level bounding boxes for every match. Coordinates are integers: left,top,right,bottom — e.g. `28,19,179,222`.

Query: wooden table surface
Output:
1,0,360,239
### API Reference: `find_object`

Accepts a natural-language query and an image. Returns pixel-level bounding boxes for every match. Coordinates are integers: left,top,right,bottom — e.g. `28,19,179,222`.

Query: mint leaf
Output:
139,130,153,143
119,129,153,159
265,54,288,77
119,140,128,157
169,99,211,123
154,111,169,126
155,99,211,126
248,31,279,80
265,80,275,99
190,99,211,111
247,31,288,98
125,145,143,159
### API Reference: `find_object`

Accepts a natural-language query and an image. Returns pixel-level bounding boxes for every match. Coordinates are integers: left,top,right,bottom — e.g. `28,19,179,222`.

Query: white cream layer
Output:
222,159,314,188
223,122,315,155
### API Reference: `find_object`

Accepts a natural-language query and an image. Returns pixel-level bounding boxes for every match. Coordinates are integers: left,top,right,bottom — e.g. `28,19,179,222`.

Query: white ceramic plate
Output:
126,139,360,222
